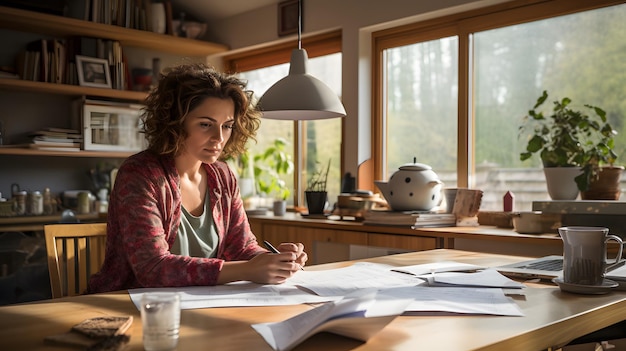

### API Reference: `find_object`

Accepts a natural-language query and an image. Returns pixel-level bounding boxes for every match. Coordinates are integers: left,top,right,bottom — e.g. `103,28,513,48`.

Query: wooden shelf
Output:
0,6,222,160
0,78,148,101
0,6,228,56
0,147,133,158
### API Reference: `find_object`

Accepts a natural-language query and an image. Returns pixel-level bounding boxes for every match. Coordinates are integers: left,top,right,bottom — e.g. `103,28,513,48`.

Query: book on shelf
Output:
363,210,456,227
28,144,80,152
32,138,81,147
30,128,81,138
26,128,83,150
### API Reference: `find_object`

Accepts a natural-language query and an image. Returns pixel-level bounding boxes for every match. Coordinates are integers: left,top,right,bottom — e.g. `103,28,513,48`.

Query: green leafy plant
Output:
306,158,331,192
254,138,294,200
519,90,618,191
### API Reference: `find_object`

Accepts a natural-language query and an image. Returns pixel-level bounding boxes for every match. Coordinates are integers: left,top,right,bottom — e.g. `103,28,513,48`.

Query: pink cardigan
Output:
87,151,265,293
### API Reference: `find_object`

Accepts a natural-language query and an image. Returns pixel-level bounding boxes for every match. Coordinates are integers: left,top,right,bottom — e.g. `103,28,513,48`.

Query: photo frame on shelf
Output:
76,55,112,88
278,0,299,37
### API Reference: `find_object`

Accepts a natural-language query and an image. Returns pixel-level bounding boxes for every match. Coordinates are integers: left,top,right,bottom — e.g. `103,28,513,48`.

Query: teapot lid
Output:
398,157,432,171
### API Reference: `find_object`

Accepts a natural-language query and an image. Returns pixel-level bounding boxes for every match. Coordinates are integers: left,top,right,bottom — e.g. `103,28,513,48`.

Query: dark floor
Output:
0,231,52,305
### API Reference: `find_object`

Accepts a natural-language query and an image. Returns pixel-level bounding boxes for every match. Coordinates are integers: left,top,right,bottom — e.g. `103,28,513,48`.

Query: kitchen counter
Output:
247,212,567,262
0,213,106,232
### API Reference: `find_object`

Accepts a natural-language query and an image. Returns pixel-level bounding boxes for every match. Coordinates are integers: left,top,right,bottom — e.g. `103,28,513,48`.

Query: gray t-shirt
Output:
171,192,219,258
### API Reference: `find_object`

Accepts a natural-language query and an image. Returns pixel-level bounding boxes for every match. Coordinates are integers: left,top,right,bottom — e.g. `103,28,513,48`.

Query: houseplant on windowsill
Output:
232,149,256,208
577,110,622,200
304,159,330,215
254,138,294,216
519,90,621,200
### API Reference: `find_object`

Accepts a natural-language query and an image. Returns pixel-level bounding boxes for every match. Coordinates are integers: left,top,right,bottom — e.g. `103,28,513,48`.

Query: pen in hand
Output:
263,240,304,270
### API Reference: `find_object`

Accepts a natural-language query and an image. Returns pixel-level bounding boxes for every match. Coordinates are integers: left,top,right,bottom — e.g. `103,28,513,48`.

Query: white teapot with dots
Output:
374,158,444,211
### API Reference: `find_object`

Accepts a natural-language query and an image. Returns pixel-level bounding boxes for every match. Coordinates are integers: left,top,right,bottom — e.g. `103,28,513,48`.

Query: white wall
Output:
207,0,512,180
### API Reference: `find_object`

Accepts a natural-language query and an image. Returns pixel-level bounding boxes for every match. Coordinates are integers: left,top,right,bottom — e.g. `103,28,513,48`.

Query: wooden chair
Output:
44,223,107,298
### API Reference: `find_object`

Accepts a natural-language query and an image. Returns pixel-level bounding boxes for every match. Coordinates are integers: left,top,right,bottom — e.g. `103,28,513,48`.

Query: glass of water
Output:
141,292,181,351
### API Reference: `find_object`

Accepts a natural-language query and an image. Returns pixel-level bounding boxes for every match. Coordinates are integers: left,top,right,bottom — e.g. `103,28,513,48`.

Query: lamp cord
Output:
298,0,302,50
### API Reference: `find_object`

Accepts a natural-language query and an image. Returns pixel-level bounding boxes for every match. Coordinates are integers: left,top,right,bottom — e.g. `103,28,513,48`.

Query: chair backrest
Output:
44,223,107,298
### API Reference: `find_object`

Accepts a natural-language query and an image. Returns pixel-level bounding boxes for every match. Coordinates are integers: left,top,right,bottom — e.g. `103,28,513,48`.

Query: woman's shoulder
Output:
116,151,177,187
207,160,231,172
121,150,174,172
204,161,237,185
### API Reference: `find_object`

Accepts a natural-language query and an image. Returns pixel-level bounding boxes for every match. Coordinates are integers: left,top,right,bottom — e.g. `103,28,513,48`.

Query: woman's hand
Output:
218,242,308,284
276,242,308,270
244,251,302,284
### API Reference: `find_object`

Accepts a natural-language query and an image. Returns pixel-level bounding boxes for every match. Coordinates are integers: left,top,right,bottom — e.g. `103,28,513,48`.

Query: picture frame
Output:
79,102,147,151
76,55,112,88
278,0,300,37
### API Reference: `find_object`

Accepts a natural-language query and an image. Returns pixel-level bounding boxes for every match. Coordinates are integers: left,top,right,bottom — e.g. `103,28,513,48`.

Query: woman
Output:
87,63,307,293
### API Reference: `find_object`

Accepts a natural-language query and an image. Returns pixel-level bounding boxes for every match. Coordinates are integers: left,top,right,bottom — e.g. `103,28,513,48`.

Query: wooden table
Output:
1,249,625,351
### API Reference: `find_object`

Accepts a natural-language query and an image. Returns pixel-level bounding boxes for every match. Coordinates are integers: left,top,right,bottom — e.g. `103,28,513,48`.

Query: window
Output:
373,0,625,211
224,31,342,208
383,36,458,188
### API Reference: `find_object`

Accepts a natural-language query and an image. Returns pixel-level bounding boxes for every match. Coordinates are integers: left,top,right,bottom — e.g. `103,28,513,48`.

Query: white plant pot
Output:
239,178,255,199
543,167,582,200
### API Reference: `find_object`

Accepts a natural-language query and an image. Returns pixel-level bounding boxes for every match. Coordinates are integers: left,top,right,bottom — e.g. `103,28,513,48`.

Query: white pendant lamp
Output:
257,0,346,120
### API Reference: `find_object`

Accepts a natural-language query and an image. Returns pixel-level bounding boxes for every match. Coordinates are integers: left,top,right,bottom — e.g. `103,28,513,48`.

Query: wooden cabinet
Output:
248,214,566,264
367,233,438,251
259,224,368,265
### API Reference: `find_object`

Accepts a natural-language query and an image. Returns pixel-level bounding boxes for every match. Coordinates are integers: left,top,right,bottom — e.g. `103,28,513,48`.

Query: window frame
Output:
370,0,624,192
223,30,342,208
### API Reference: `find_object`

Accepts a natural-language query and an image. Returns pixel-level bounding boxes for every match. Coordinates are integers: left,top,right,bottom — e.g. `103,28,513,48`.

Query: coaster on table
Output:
44,316,133,349
72,316,133,338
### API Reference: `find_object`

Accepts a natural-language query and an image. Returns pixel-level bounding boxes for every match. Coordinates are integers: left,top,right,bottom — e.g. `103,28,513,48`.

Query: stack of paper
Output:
363,210,456,227
27,128,82,152
251,292,412,351
129,261,527,351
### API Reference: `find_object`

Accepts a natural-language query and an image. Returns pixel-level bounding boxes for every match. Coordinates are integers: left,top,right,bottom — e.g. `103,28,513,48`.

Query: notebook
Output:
496,255,626,281
604,263,626,290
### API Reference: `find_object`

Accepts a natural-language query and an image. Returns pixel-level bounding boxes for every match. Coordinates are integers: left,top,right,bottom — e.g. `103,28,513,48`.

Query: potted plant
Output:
253,138,294,215
576,108,622,200
233,150,256,200
519,90,620,200
304,159,330,215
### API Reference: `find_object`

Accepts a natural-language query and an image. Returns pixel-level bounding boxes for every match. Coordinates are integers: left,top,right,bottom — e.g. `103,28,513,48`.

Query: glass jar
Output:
27,190,43,215
43,188,54,215
13,190,26,215
77,191,91,214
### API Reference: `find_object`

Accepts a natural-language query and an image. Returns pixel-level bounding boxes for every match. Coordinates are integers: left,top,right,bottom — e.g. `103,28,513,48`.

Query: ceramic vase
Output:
150,3,166,34
543,167,582,200
273,200,287,216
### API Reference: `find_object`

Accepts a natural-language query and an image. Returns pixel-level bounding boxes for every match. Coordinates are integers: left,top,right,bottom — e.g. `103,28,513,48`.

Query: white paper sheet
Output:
287,262,424,296
427,268,526,288
290,261,524,317
251,291,413,351
380,286,524,316
390,261,484,276
128,282,338,310
127,262,524,319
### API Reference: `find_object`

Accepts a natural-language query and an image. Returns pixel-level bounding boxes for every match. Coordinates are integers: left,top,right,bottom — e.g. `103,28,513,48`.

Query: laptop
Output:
495,255,565,280
496,255,626,281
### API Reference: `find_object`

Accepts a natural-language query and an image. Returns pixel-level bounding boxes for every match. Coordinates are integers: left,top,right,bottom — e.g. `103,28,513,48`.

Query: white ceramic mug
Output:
559,226,624,285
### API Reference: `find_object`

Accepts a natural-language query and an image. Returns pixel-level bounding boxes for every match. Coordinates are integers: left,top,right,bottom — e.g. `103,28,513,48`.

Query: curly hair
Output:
142,63,261,159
